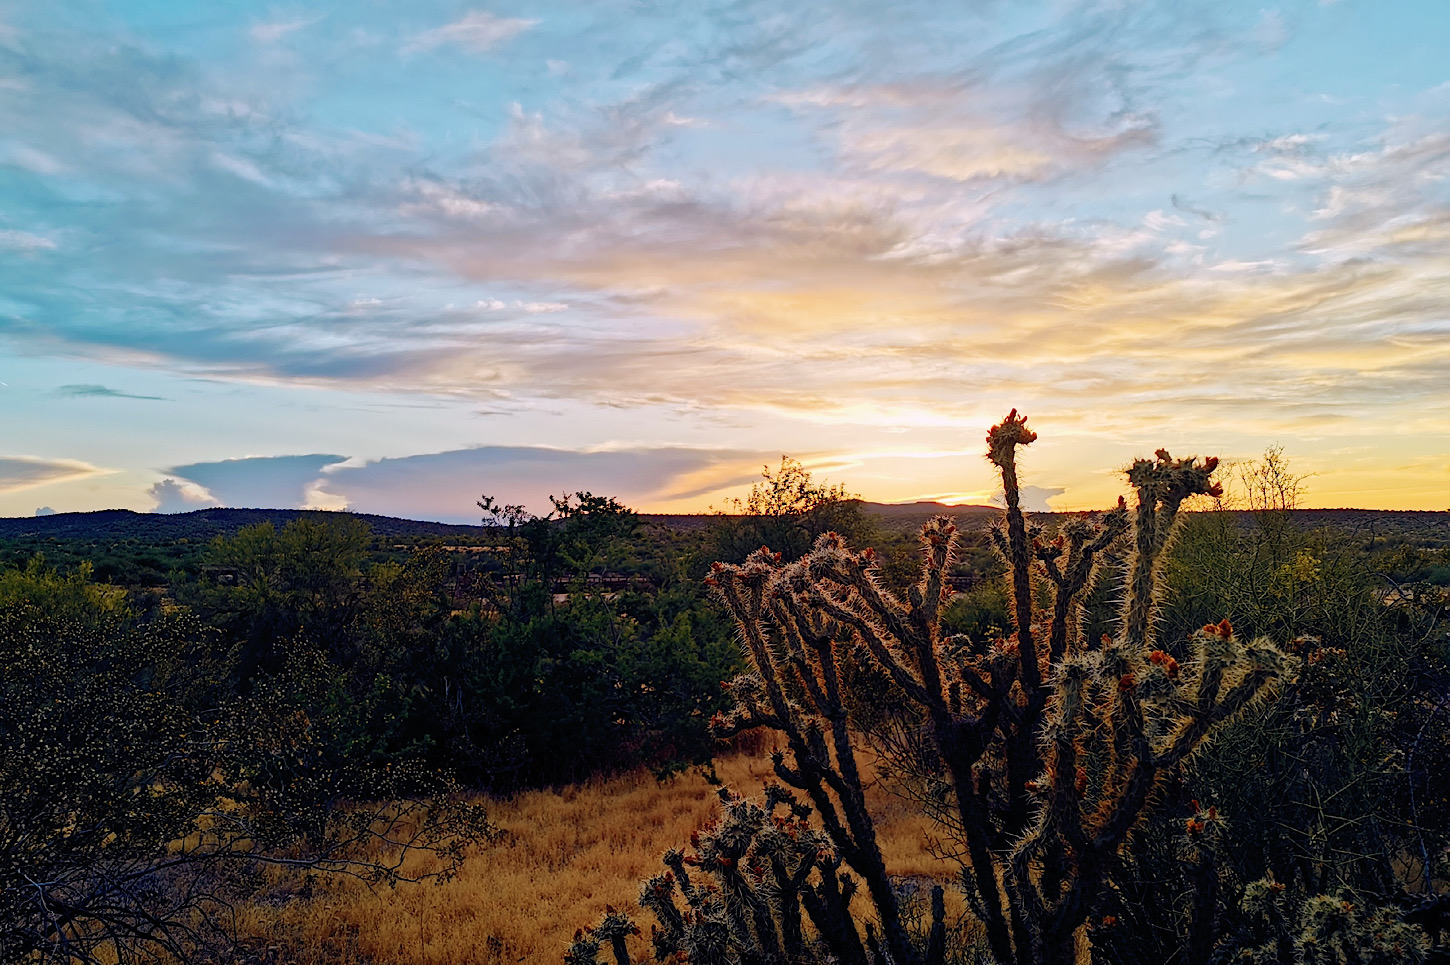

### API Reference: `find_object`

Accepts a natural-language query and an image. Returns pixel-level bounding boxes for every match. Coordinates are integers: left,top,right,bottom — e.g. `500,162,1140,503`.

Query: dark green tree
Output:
710,457,876,564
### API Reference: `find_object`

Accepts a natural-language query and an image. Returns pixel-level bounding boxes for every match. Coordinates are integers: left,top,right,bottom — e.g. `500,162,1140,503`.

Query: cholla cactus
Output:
694,411,1289,965
566,905,640,965
568,413,1291,965
1226,880,1431,964
570,783,887,965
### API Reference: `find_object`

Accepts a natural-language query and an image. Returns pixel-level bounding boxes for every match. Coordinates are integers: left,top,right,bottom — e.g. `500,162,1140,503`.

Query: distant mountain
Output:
862,500,997,516
0,508,489,542
1,504,1444,549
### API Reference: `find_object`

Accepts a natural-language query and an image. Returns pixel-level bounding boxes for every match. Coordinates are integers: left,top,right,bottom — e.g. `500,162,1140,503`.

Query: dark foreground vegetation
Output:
1,440,1447,963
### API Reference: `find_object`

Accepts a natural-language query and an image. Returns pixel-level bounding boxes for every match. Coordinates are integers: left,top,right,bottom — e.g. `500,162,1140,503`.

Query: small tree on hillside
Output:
712,457,874,564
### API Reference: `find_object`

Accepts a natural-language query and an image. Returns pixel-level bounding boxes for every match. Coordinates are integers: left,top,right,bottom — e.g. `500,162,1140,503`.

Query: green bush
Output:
0,565,491,964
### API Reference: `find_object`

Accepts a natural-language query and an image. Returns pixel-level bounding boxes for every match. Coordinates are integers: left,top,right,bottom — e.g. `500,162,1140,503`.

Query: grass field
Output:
240,753,964,964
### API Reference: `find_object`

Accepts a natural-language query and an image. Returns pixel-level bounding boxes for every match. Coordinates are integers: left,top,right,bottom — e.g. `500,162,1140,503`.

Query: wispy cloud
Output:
402,11,536,55
249,17,322,44
0,456,103,493
0,229,55,251
2,2,1449,513
55,383,166,401
777,79,1154,184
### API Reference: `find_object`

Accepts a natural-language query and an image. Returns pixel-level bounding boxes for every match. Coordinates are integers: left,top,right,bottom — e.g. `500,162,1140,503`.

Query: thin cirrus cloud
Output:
0,1,1448,515
249,17,323,45
0,228,56,251
0,456,103,493
54,383,167,401
401,11,537,55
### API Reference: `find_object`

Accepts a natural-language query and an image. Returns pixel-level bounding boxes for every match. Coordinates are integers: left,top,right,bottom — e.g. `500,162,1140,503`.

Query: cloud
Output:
316,445,765,523
167,454,348,510
250,18,319,44
55,383,167,401
779,80,1153,184
0,456,103,493
34,506,55,516
4,144,68,175
474,298,567,314
147,478,219,513
402,12,536,55
991,486,1067,514
0,229,55,251
0,0,1448,514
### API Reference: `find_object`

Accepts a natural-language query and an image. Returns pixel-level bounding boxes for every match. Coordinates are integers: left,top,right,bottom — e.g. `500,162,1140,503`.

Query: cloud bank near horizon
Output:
152,445,776,523
162,455,347,512
315,446,765,523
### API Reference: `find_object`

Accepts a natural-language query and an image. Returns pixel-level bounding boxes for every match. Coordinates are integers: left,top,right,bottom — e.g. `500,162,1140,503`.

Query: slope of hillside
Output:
0,508,490,542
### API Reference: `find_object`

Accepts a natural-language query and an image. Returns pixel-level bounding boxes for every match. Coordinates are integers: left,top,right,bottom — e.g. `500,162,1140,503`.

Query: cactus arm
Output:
801,579,934,706
987,412,1042,683
769,600,841,723
801,859,870,965
944,645,999,707
989,412,1044,697
806,539,926,656
1123,485,1161,653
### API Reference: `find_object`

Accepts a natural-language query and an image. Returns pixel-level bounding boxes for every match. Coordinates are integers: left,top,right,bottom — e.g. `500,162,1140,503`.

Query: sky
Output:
1,0,1448,523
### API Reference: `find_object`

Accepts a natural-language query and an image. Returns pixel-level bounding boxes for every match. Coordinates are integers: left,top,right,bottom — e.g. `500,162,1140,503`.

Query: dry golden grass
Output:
241,753,964,965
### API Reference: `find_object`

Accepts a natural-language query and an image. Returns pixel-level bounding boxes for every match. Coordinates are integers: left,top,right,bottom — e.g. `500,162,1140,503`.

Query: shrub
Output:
709,456,877,564
0,563,493,964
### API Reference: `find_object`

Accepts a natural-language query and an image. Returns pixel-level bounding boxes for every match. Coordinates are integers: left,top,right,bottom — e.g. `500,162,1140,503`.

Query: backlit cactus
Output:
571,412,1290,965
1227,880,1431,964
571,783,886,964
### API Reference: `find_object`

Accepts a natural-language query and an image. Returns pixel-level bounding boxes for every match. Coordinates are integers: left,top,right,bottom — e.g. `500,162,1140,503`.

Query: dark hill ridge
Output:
0,504,998,542
0,508,490,542
1,505,1445,547
866,500,997,515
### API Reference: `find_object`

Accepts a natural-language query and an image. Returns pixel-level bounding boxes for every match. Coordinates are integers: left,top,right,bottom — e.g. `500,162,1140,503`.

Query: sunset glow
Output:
2,1,1448,520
